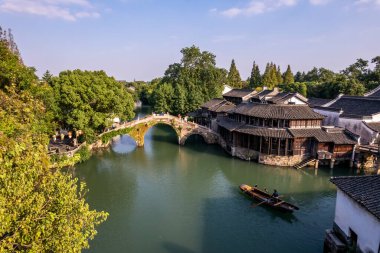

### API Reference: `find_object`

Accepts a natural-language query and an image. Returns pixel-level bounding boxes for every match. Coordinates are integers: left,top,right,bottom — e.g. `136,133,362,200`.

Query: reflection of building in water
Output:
324,175,380,253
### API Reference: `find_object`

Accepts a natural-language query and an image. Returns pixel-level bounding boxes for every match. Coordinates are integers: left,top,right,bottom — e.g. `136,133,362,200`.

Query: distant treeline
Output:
130,46,380,115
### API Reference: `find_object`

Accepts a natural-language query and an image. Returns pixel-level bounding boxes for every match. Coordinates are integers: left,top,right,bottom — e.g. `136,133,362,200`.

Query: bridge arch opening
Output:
144,123,179,145
111,134,137,154
181,133,207,146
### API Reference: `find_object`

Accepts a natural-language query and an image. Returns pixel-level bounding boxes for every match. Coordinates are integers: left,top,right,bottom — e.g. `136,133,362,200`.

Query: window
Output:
273,119,278,128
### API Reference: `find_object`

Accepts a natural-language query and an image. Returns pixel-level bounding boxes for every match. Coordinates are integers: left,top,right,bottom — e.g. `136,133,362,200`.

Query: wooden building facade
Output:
217,103,357,166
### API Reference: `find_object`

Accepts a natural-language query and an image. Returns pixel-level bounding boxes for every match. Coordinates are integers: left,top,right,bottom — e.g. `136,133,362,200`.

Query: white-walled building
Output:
222,85,233,95
313,94,380,145
324,175,380,253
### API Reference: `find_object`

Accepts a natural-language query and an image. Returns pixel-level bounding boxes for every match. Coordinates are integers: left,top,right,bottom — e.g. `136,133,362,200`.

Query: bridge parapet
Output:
99,114,223,147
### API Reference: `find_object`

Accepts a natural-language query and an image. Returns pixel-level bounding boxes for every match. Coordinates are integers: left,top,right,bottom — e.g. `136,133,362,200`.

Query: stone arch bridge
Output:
99,114,225,147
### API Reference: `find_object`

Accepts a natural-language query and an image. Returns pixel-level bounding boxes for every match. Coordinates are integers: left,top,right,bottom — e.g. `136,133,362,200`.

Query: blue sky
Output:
0,0,379,81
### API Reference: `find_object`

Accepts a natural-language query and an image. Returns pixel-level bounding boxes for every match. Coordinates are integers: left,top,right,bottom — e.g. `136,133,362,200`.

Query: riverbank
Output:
76,124,354,253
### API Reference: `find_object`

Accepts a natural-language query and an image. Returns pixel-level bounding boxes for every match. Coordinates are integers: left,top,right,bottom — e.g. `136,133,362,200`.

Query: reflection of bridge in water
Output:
100,114,226,147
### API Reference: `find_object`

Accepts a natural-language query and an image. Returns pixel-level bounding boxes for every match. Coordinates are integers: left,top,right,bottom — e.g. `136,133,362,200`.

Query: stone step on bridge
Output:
99,114,226,147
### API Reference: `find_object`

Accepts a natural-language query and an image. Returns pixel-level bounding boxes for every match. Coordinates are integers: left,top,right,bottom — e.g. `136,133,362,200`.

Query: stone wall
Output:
231,147,260,161
258,154,304,167
230,146,304,166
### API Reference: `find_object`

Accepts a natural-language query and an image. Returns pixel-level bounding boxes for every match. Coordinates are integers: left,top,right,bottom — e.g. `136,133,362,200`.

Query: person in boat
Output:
271,189,279,202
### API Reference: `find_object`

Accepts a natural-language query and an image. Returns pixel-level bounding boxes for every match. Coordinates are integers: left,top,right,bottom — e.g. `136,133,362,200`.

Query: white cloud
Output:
219,0,298,18
0,0,100,21
354,0,380,6
221,7,243,17
309,0,331,5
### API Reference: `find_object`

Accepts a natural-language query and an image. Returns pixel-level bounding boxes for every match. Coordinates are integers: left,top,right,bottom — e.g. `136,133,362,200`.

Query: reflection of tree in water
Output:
75,151,138,252
145,124,179,144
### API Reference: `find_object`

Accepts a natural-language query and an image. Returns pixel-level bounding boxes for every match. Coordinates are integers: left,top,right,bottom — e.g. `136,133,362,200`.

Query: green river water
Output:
75,107,354,253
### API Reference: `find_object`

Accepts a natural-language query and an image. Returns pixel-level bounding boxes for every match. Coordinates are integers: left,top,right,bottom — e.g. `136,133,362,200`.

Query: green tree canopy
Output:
227,59,242,88
283,65,295,85
151,45,226,114
249,61,261,88
262,63,278,89
153,82,174,113
0,28,37,91
294,71,305,82
52,70,135,138
276,65,283,85
0,88,107,252
42,70,53,84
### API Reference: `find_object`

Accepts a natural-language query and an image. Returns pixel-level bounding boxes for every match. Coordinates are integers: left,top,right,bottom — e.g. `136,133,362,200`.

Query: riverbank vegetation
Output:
0,27,110,251
49,70,135,142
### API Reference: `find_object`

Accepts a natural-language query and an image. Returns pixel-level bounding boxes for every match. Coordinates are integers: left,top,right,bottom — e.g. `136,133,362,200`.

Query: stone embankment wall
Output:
258,154,303,167
230,147,304,166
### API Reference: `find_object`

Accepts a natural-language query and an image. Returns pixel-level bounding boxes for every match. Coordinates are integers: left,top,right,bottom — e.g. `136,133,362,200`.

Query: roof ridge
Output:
364,84,380,97
340,95,380,100
331,175,380,180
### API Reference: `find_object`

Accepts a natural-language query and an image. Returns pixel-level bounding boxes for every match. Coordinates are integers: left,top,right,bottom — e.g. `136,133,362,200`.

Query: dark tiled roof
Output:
330,175,380,220
232,103,325,120
266,92,308,104
364,122,380,133
217,117,244,131
288,128,357,144
258,89,277,97
236,126,293,138
308,97,332,107
368,89,380,97
250,88,279,102
313,106,342,113
209,101,236,113
321,132,357,145
327,96,380,118
201,98,225,109
365,85,380,97
223,89,256,98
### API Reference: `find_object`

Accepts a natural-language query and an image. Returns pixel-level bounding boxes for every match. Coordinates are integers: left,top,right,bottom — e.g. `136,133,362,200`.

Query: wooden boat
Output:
239,184,299,212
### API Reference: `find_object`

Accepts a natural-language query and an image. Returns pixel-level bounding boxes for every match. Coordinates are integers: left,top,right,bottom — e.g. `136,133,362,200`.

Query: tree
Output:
262,63,279,89
276,65,283,84
172,84,186,115
281,82,307,97
42,70,53,84
249,61,261,88
0,28,37,91
294,71,305,82
372,56,380,72
0,88,107,252
262,63,274,89
153,83,174,113
52,70,135,138
342,58,369,80
283,65,295,85
299,82,307,97
227,59,242,88
152,45,226,114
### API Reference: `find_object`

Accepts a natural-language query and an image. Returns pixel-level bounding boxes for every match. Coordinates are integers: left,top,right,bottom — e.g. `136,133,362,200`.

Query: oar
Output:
252,200,267,208
273,201,285,206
